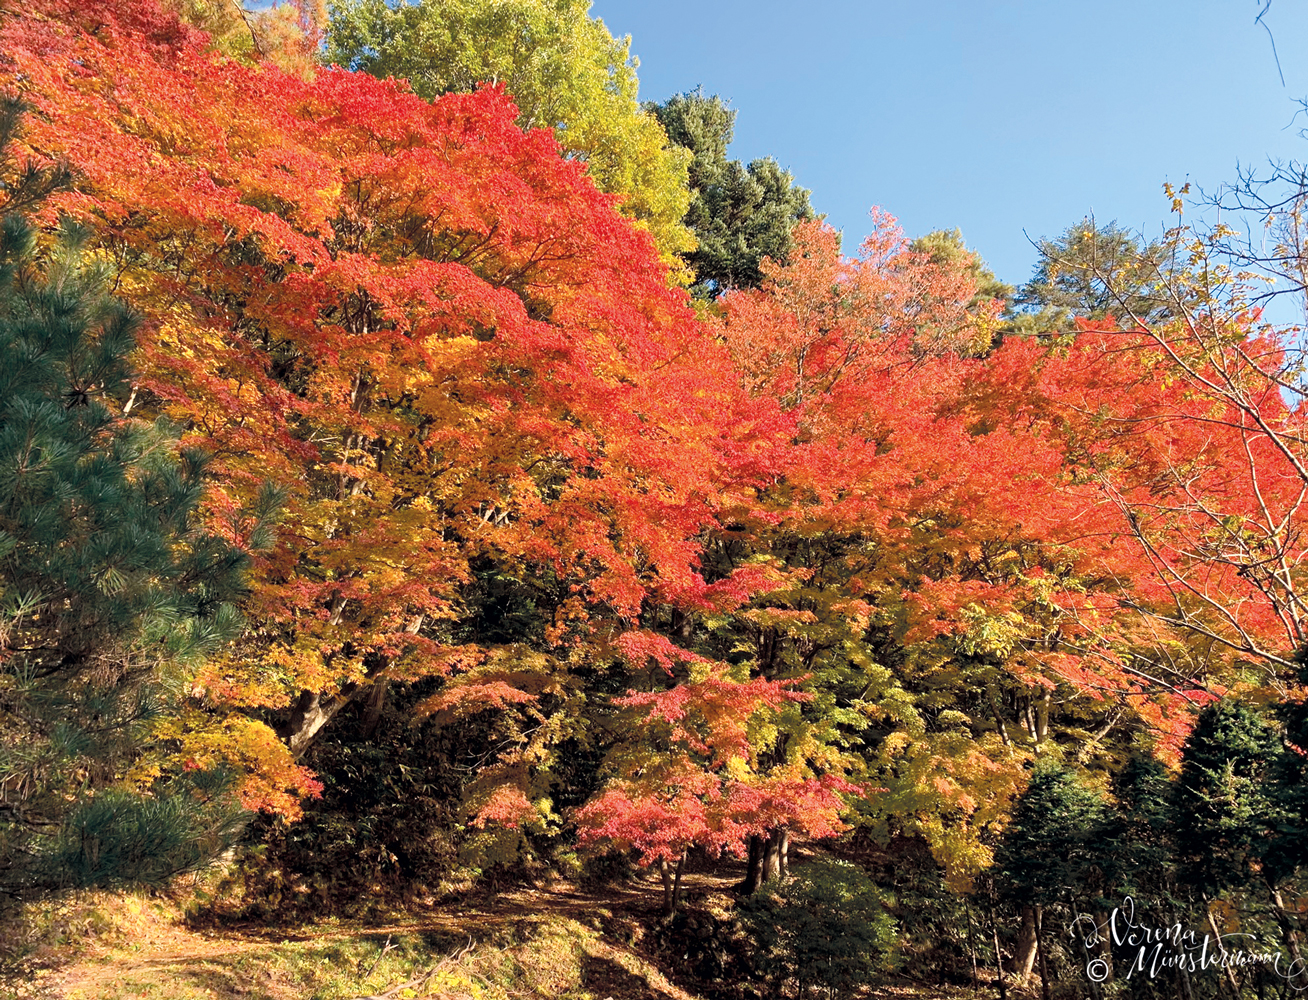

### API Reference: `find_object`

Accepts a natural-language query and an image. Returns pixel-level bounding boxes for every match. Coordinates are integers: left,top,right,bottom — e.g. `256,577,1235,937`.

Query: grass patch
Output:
6,905,694,1000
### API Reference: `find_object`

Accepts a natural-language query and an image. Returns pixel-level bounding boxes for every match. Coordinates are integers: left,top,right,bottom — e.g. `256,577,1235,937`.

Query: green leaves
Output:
1172,700,1284,895
0,127,250,900
994,761,1110,907
50,782,246,891
738,857,897,994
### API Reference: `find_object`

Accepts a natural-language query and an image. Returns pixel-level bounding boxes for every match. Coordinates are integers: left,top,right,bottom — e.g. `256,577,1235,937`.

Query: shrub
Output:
737,857,896,998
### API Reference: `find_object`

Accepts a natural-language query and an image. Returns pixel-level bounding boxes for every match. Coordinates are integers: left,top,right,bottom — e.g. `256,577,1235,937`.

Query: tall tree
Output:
1173,701,1283,898
1015,219,1181,334
1,0,775,849
0,98,253,900
649,89,814,297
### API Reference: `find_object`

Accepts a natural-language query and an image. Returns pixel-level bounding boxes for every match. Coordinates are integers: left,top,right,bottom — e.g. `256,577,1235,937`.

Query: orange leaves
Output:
1,0,759,810
164,714,323,819
13,0,1294,873
618,670,805,764
469,784,538,831
574,768,853,866
717,215,994,423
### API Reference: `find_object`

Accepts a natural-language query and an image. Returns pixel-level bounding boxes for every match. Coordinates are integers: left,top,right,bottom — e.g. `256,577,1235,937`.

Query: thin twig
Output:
1255,0,1285,88
360,934,394,982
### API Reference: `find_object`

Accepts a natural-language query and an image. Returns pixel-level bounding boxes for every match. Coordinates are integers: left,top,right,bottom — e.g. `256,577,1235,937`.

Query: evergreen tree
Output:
1103,752,1177,901
1015,219,1180,334
995,761,1110,908
649,89,814,298
1268,651,1308,884
0,99,251,901
1172,701,1282,899
737,858,896,998
910,228,1013,309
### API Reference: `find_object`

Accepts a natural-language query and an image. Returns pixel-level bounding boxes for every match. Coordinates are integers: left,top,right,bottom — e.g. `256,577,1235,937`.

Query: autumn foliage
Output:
0,0,789,835
3,0,1305,918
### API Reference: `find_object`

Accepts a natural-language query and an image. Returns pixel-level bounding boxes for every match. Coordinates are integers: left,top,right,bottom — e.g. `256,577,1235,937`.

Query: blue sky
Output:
591,0,1308,291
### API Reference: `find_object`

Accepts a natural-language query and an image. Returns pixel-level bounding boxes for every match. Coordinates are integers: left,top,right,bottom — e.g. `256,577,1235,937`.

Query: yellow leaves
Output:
123,758,164,791
923,822,997,895
936,708,972,732
1163,180,1192,217
143,710,322,818
723,754,752,782
954,604,1028,660
872,728,1028,892
881,731,912,757
1208,898,1240,934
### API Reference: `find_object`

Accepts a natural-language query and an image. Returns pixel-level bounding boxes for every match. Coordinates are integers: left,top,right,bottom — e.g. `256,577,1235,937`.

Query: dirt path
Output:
12,855,984,1000
17,868,732,1000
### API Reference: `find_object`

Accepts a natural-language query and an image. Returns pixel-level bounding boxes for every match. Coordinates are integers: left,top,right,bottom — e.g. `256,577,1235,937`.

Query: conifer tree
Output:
1268,652,1308,885
1014,219,1181,334
649,89,814,297
1103,753,1177,901
1172,701,1283,898
0,99,250,901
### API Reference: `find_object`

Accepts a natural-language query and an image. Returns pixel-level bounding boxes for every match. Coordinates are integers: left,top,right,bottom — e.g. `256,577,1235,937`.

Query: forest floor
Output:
2,859,1003,1000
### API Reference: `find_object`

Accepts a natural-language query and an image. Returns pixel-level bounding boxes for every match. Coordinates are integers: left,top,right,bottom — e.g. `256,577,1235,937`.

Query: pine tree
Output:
649,89,814,298
1014,219,1180,334
1103,753,1177,901
0,98,251,901
995,761,1109,908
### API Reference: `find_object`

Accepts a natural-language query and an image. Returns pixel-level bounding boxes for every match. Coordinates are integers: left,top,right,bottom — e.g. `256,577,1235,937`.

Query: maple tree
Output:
9,0,1306,945
701,216,1026,887
0,0,862,881
969,317,1308,687
701,211,1300,893
573,643,852,914
324,0,695,269
1005,202,1308,680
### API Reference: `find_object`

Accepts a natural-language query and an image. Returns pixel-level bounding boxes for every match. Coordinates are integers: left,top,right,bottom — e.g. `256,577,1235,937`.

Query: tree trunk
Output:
359,676,389,739
1095,907,1114,979
1035,905,1051,1000
1167,910,1196,1000
777,827,789,879
1035,689,1050,742
1071,907,1102,1000
1271,885,1305,968
989,906,1009,1000
280,686,359,756
965,902,980,995
660,857,675,917
280,618,422,756
762,827,784,883
739,834,764,894
1204,901,1242,998
672,852,686,913
1012,905,1039,985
